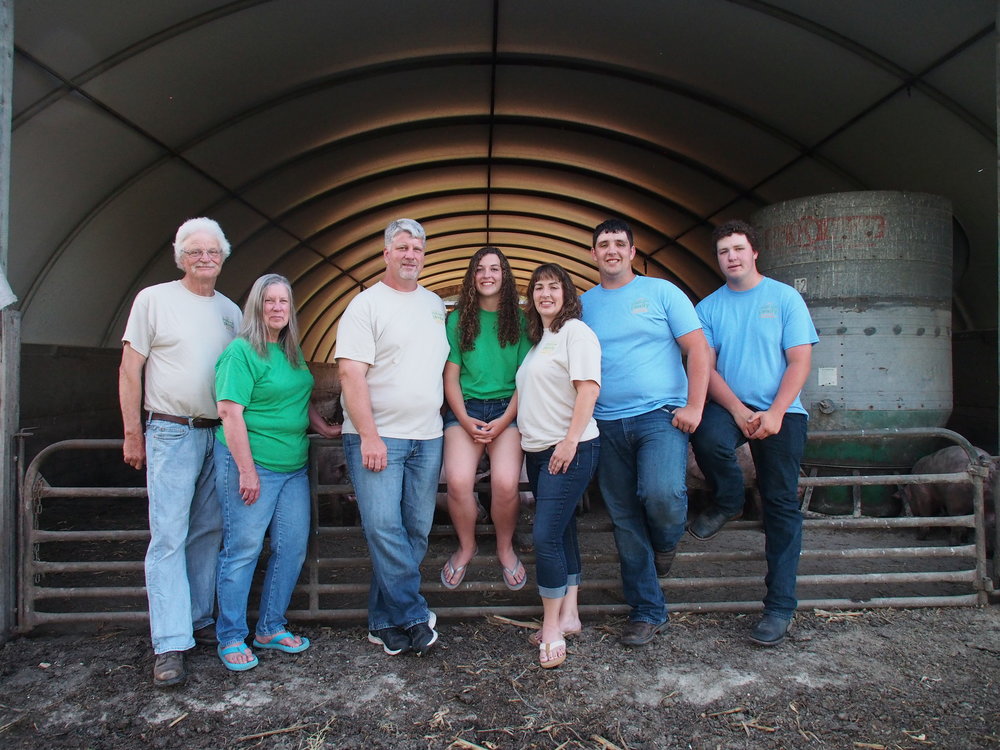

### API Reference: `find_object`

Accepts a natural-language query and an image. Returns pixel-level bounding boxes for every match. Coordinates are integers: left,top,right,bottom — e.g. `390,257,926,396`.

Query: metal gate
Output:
16,428,995,633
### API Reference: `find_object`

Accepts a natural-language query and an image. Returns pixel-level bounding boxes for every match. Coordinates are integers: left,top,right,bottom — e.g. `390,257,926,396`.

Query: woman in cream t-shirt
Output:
515,263,601,669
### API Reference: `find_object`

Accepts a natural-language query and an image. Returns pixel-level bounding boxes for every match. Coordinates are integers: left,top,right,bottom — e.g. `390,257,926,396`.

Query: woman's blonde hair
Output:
239,274,303,367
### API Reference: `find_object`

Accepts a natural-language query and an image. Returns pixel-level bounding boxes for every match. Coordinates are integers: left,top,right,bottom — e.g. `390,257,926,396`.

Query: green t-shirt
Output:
214,338,314,472
446,308,531,400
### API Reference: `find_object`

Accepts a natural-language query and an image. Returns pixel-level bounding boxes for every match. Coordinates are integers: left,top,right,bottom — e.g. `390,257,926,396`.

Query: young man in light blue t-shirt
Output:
581,219,710,647
689,219,818,647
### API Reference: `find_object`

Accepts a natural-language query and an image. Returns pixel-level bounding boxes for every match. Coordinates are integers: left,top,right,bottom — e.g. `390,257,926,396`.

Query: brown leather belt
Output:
149,412,222,429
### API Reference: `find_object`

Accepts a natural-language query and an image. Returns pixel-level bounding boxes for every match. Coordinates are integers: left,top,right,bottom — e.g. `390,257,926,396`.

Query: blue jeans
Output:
525,438,599,598
690,401,808,620
144,419,222,654
343,434,442,631
443,397,517,429
596,407,689,624
213,442,311,646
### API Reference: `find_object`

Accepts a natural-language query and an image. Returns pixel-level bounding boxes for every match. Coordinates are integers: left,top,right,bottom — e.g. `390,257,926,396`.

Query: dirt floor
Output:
9,461,1000,748
0,605,997,749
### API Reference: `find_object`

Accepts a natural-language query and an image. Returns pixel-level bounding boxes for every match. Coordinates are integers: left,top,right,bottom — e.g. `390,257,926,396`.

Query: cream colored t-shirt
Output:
123,280,241,419
515,318,602,453
335,281,449,439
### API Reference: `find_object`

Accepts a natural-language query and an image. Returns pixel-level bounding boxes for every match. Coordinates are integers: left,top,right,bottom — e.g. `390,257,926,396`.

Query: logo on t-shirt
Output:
630,298,650,315
222,316,237,334
759,303,778,320
540,341,558,355
431,310,445,324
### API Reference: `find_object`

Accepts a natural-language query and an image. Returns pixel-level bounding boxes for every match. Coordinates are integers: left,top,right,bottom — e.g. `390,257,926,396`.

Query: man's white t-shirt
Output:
123,280,242,419
335,281,449,439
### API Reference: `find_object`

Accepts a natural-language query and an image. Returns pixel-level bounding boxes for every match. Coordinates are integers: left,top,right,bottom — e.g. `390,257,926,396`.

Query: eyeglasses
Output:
183,248,222,259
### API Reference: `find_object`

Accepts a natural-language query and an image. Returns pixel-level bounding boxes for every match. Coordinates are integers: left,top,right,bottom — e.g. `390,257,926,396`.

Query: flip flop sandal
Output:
252,631,310,653
528,627,581,646
218,643,259,671
501,557,527,591
538,639,566,669
440,548,476,589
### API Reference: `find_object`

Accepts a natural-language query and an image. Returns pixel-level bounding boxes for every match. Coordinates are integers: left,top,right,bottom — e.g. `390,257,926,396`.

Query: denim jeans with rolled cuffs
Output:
343,433,442,631
213,441,311,646
596,406,689,625
526,438,599,598
144,418,222,655
691,400,808,620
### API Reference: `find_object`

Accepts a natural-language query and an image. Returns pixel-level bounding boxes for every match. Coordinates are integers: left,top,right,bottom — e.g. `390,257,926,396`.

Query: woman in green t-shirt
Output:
213,274,341,672
442,247,532,590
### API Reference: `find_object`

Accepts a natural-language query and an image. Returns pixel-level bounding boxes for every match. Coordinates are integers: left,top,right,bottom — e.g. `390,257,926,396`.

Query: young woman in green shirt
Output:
441,247,531,590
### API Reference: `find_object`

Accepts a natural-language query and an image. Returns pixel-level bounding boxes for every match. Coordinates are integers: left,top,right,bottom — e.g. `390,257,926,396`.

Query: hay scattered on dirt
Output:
0,606,998,748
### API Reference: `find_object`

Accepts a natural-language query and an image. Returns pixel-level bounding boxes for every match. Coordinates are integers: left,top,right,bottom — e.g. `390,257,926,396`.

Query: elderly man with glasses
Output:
119,217,242,687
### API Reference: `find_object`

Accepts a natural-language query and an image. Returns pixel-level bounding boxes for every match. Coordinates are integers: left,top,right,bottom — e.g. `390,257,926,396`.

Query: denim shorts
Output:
443,397,516,430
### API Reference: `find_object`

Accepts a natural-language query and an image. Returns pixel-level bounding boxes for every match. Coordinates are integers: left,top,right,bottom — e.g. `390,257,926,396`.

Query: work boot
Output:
654,548,676,577
687,507,740,541
749,614,792,646
620,620,667,647
152,650,186,688
193,624,216,646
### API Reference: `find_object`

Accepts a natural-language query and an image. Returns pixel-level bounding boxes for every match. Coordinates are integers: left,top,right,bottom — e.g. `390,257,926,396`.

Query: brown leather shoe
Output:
193,624,216,646
654,548,676,577
152,650,186,688
620,620,667,647
687,507,740,541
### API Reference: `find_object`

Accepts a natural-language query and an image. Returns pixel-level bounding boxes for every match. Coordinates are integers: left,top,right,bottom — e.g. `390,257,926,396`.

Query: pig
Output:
900,445,997,546
313,440,357,525
686,443,761,519
686,442,755,492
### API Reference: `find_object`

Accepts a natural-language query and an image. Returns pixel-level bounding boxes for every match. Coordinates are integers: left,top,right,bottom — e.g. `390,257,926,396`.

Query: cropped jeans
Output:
343,434,441,632
213,441,311,646
144,419,222,655
525,438,599,599
596,406,689,625
690,401,808,620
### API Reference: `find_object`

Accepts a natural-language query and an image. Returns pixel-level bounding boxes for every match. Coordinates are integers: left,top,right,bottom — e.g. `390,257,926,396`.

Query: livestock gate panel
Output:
15,430,995,633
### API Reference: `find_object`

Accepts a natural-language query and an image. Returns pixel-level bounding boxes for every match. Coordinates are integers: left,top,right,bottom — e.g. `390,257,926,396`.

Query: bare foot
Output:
559,616,582,636
255,633,303,649
529,622,582,646
538,638,566,668
441,545,477,587
220,642,254,665
498,550,526,589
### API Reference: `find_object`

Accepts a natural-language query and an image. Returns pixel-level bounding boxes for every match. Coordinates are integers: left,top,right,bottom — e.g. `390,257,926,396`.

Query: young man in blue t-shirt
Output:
689,219,818,646
581,219,710,646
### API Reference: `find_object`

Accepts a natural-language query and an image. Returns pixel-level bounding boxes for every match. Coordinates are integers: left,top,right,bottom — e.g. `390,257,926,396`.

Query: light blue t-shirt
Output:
581,275,702,420
696,276,818,417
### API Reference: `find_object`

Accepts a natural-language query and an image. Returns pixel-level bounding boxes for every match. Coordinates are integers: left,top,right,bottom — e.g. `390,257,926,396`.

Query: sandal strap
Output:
259,631,295,642
539,638,566,653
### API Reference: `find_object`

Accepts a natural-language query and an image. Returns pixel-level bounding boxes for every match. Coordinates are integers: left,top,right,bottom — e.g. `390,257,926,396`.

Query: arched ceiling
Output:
10,0,997,362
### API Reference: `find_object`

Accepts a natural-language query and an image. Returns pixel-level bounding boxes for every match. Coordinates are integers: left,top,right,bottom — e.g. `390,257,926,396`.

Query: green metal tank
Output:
751,191,953,514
